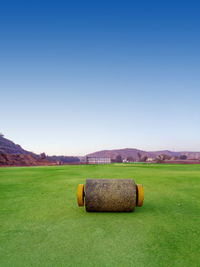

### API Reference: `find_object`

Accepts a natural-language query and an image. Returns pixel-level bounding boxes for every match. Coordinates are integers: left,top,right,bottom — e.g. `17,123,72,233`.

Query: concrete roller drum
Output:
77,179,144,212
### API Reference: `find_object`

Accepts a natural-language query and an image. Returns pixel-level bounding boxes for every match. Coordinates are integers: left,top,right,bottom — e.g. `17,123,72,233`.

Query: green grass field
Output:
1,164,200,267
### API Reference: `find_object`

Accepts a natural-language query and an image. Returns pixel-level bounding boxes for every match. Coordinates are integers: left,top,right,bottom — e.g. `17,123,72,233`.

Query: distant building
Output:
146,158,153,162
86,156,111,164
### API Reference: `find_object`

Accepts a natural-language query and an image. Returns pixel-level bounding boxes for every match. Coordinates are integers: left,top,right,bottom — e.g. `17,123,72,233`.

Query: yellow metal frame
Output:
136,184,144,207
77,184,84,206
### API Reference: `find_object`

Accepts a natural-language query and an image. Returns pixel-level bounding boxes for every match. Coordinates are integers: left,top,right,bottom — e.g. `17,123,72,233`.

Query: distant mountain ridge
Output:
0,134,34,155
86,148,200,160
0,134,79,166
1,134,200,166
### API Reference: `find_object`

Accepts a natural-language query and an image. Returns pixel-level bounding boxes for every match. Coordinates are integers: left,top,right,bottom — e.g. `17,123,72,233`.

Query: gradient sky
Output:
1,0,200,155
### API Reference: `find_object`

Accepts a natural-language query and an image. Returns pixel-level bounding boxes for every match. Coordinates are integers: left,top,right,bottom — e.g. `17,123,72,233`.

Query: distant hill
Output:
86,148,150,160
1,133,200,166
86,148,200,160
0,134,34,155
0,134,79,166
0,134,49,166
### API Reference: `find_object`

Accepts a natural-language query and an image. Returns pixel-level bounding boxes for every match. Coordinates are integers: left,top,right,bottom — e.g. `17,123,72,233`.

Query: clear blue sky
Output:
1,0,200,155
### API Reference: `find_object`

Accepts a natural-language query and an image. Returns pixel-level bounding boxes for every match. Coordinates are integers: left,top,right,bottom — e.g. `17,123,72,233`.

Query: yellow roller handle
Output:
77,184,85,206
136,184,144,207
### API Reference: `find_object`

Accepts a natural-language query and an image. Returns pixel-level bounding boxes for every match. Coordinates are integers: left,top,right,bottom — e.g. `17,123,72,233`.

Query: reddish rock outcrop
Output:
0,152,50,166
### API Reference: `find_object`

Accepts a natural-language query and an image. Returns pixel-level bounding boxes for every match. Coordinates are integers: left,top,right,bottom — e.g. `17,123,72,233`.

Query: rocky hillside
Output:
0,134,33,155
0,152,50,166
0,134,79,166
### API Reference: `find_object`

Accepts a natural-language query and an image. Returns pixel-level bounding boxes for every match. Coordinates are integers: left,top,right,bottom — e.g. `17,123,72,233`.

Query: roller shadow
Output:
80,201,158,215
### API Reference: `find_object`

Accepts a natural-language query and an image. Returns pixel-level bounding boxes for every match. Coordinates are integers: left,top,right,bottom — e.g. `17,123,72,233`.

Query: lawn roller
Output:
77,179,144,212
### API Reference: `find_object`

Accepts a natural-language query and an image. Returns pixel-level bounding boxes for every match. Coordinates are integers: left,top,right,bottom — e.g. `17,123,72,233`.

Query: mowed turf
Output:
0,164,200,267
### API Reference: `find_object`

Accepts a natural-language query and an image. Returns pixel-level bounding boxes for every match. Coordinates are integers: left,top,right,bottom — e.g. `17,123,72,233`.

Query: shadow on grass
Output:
78,203,156,216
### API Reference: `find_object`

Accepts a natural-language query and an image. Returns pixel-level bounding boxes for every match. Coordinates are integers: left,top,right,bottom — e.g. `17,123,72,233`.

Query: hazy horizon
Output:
1,1,200,155
2,133,200,157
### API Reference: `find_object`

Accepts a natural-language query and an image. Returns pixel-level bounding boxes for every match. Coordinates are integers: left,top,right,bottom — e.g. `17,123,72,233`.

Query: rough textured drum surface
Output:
85,179,136,212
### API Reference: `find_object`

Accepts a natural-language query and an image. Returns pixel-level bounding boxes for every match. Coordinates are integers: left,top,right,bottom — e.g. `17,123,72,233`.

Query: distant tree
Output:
180,155,187,160
155,155,164,163
46,155,80,163
155,154,171,162
40,152,46,159
173,156,179,160
161,154,171,160
141,156,148,162
115,154,122,163
0,133,4,137
127,156,134,162
137,152,142,162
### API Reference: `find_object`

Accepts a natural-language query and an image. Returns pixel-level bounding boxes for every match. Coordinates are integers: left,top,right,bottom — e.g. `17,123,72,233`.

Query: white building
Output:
86,157,111,164
146,157,153,162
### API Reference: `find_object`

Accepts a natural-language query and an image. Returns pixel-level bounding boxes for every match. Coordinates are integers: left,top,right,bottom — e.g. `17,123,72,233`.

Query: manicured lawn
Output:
0,164,200,266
